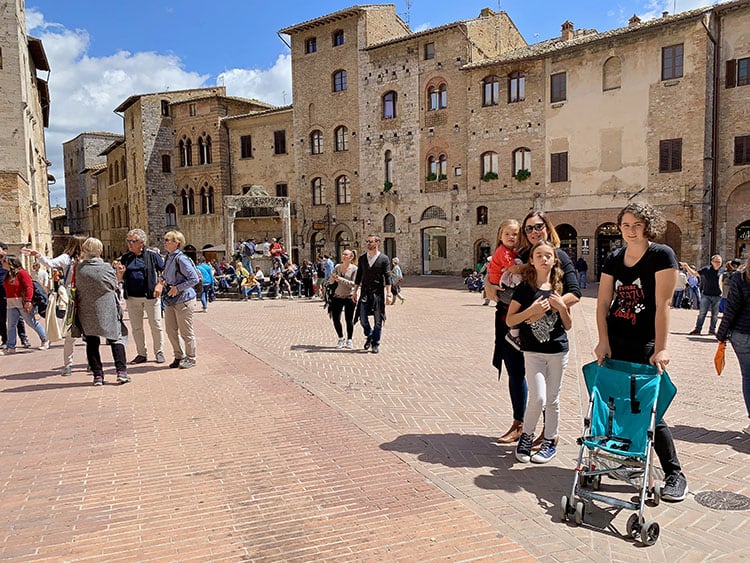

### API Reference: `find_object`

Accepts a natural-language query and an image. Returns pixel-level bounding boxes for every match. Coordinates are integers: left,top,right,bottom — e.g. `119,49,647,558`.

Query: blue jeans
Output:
695,294,721,333
672,289,685,308
687,285,701,309
6,306,46,349
577,271,587,289
729,332,750,418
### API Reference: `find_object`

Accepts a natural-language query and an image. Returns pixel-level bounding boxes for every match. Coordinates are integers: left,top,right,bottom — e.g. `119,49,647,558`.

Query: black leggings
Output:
329,297,356,339
85,335,127,377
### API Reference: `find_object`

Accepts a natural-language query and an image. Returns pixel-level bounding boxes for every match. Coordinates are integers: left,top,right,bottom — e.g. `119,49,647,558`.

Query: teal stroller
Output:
560,359,676,546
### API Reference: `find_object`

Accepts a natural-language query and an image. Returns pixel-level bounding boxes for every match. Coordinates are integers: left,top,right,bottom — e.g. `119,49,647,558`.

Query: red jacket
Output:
3,268,33,302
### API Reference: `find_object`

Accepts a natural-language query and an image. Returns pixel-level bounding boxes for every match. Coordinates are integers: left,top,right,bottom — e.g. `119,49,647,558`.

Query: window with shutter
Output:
551,152,568,182
659,139,682,172
735,135,750,165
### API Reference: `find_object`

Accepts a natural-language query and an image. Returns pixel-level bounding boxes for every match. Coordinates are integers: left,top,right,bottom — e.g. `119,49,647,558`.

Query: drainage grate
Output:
694,491,750,511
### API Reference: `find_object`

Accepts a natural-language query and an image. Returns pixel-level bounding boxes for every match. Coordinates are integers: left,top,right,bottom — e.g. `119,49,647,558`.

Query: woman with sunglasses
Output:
490,211,581,445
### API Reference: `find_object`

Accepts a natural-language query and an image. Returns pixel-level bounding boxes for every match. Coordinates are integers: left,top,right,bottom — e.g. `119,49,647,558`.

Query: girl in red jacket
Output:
1,255,49,354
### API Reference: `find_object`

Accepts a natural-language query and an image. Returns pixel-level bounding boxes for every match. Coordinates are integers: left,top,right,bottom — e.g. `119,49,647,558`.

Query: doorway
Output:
422,226,447,274
595,222,622,278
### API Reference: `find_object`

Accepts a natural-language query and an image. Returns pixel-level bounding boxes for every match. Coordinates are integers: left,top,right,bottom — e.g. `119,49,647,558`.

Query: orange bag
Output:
714,341,726,376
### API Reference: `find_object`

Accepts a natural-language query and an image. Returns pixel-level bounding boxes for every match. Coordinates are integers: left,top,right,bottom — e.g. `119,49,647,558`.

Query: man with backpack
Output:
116,229,166,364
241,238,256,273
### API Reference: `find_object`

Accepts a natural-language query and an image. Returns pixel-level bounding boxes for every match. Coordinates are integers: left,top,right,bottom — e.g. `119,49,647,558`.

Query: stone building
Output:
0,0,52,255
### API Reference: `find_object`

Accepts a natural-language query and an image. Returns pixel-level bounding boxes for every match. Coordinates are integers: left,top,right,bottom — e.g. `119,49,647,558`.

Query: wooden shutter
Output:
726,59,736,89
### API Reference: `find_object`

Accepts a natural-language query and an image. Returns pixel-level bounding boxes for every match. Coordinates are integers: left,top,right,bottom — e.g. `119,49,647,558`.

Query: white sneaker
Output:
345,339,353,349
336,338,346,349
39,340,50,350
743,423,750,436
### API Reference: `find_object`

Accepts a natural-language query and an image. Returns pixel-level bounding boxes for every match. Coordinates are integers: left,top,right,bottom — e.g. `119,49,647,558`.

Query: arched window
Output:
384,150,393,184
336,175,351,204
200,187,208,214
198,135,212,164
508,71,525,103
438,154,447,178
428,86,438,110
179,140,186,167
207,186,214,214
108,166,113,185
181,188,195,215
481,151,499,177
383,91,397,119
439,84,447,108
198,137,205,165
482,75,499,106
110,208,115,227
428,156,437,177
334,126,348,151
310,130,323,154
188,188,195,215
165,204,177,227
383,213,396,233
121,156,126,178
512,147,531,175
186,139,193,166
421,206,447,221
603,56,622,91
332,70,347,92
477,206,488,225
114,161,120,183
311,177,323,205
117,205,122,228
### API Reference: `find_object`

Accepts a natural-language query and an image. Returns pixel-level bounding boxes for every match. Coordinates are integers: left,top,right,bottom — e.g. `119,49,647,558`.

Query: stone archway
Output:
224,187,291,257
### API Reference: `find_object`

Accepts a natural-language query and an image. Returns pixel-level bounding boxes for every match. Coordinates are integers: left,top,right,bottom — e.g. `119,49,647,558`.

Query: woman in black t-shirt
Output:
594,202,688,502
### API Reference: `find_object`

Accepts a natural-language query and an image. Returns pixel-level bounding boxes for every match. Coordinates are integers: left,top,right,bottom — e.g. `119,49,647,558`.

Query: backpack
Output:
177,255,203,297
32,280,49,317
243,241,255,257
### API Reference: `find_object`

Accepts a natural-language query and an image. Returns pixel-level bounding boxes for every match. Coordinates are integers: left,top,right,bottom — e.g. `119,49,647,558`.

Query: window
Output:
198,136,212,164
333,70,347,92
726,57,750,88
275,183,288,197
181,188,194,215
200,187,208,214
189,103,197,116
165,204,176,227
121,156,126,178
439,84,447,108
482,75,499,106
178,139,192,167
550,72,567,102
334,126,348,151
311,178,323,205
734,135,750,165
114,161,120,183
161,154,171,173
336,175,351,204
384,150,393,184
424,42,435,60
310,130,323,155
550,152,568,182
274,130,287,155
332,30,344,47
477,206,488,225
161,99,170,116
513,148,531,175
428,156,437,177
659,138,682,172
508,71,525,103
602,56,622,91
481,151,498,177
661,44,684,80
428,84,447,110
438,154,447,177
383,91,397,119
383,213,396,233
305,37,317,54
240,135,252,158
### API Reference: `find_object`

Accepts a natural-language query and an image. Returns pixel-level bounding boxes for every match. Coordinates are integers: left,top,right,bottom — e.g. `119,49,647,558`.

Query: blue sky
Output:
26,0,718,206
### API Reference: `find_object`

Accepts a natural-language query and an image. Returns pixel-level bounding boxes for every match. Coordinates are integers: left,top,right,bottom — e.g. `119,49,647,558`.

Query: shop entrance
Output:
595,222,622,278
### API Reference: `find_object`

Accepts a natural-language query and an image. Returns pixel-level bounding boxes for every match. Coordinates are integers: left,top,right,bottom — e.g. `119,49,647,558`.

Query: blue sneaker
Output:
515,432,533,463
531,438,557,464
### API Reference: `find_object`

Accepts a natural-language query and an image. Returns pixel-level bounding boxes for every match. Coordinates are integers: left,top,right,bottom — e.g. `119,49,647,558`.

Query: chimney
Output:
561,20,574,41
662,11,669,18
628,14,641,27
480,8,494,17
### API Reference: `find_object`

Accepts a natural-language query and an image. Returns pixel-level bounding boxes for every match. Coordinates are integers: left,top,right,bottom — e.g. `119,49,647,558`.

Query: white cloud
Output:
218,54,292,106
638,0,718,21
27,9,291,207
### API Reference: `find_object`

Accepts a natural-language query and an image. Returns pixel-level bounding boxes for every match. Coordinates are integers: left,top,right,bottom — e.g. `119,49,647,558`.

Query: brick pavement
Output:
1,278,748,562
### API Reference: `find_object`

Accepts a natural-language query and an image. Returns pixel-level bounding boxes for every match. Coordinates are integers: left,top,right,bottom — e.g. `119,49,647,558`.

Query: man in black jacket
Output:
116,229,165,364
352,234,392,354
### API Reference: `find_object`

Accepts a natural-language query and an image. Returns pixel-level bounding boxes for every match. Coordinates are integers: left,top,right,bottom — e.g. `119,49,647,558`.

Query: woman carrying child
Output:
506,240,572,464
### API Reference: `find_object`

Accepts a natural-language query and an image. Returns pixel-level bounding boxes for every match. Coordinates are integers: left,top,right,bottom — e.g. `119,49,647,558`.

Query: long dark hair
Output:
63,235,88,260
519,211,561,253
2,255,23,279
522,240,563,293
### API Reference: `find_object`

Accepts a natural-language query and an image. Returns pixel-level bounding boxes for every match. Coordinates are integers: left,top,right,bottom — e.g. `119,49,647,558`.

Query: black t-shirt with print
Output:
603,243,678,349
512,281,569,354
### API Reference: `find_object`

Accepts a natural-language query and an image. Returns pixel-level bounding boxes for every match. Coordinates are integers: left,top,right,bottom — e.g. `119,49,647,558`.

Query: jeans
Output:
242,285,262,299
492,304,527,423
694,294,721,333
359,303,382,344
687,285,701,309
6,306,46,349
729,331,750,418
126,296,163,358
85,335,127,377
577,271,587,289
523,351,569,439
672,289,685,308
330,297,356,339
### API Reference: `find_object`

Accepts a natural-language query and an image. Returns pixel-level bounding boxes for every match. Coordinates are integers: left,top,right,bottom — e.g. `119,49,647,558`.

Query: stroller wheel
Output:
626,513,641,539
652,483,662,506
574,501,585,526
560,495,570,522
640,520,660,546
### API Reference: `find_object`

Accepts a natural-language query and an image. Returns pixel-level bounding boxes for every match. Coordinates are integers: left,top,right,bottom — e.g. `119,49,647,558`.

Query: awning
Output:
201,245,226,253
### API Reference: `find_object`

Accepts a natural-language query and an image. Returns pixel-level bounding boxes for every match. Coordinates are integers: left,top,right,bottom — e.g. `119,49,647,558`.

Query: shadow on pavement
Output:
670,424,750,454
380,432,502,468
2,381,98,392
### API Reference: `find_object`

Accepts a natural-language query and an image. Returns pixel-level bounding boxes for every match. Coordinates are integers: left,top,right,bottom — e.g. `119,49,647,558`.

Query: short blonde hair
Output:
164,230,185,247
81,237,103,259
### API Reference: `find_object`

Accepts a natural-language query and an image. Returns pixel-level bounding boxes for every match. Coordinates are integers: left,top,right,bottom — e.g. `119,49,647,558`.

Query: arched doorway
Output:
383,237,396,262
183,244,197,263
310,231,325,261
335,230,352,262
595,222,622,278
557,223,577,261
655,221,682,260
476,239,492,268
737,220,750,260
422,226,447,274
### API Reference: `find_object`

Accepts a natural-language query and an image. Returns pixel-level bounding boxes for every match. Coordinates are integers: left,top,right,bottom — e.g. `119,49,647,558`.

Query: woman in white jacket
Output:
22,235,87,376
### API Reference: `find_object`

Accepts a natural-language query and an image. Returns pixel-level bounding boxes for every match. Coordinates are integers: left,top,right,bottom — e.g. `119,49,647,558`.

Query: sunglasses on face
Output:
524,223,546,234
366,239,378,243
126,239,140,244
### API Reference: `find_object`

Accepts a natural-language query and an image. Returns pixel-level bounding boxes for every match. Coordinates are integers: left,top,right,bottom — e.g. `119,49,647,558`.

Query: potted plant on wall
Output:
383,181,393,193
481,171,499,182
426,172,437,181
515,168,531,181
